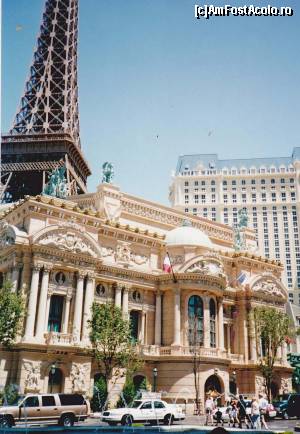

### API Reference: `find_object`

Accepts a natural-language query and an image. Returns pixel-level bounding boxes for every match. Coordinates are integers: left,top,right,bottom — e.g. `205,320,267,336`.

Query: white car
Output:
101,399,185,426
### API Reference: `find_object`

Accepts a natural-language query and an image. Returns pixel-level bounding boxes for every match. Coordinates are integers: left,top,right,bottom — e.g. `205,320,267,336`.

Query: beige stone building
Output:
0,183,292,411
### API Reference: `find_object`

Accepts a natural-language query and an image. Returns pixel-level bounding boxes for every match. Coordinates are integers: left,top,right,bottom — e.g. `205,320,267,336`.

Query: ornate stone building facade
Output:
0,183,292,410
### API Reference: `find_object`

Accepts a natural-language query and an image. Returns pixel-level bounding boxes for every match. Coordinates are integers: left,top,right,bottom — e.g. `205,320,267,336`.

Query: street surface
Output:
85,415,299,431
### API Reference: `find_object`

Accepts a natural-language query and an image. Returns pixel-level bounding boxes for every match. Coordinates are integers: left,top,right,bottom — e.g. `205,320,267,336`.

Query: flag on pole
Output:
163,255,171,273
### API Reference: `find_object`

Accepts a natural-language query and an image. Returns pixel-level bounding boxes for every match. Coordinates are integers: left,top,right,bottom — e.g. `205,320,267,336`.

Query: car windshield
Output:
131,400,142,408
276,394,289,402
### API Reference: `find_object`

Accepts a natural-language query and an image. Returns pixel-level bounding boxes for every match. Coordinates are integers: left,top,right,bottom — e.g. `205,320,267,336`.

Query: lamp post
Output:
153,367,158,393
50,362,56,393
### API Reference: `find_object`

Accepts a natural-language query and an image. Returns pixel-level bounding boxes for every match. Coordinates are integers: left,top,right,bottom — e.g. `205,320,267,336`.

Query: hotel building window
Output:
185,195,189,204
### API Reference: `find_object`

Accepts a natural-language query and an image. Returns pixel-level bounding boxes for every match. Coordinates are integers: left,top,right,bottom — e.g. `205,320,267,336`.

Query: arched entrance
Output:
205,375,224,405
133,375,146,390
47,367,63,393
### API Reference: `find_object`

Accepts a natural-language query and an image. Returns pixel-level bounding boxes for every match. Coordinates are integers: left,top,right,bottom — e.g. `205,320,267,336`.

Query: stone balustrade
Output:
139,345,242,361
44,332,78,346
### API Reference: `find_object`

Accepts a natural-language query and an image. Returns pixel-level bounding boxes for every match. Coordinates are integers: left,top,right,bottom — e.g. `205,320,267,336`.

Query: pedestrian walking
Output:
214,407,224,426
258,393,269,430
237,394,250,429
231,400,239,428
251,397,260,429
205,395,215,426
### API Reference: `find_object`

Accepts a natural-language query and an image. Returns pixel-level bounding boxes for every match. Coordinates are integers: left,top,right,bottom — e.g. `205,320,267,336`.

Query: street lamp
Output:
50,362,56,393
153,367,158,393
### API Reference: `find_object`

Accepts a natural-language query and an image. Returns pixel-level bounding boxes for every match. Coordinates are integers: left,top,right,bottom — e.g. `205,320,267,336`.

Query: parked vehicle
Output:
273,393,300,419
102,399,185,426
0,393,90,428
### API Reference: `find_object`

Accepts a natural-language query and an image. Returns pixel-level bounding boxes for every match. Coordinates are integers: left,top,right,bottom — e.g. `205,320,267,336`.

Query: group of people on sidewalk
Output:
205,393,270,429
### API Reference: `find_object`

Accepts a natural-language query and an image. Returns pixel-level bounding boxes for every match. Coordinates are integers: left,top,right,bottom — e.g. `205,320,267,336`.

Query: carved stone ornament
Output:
70,363,89,393
115,242,131,264
252,279,285,299
255,376,266,395
169,255,184,265
101,246,115,258
185,259,224,276
130,252,148,265
23,361,41,392
38,231,98,257
280,377,292,393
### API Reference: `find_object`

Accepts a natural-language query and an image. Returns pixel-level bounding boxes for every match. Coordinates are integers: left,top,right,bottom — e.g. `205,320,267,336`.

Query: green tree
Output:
116,376,136,407
89,302,143,395
91,375,107,412
0,281,25,347
251,306,295,401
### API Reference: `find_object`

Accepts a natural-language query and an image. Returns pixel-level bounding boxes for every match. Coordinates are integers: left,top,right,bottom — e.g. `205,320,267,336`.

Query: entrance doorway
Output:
48,367,63,393
205,374,224,405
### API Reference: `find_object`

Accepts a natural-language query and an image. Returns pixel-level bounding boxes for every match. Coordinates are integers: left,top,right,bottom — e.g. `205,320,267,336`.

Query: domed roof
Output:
165,220,213,249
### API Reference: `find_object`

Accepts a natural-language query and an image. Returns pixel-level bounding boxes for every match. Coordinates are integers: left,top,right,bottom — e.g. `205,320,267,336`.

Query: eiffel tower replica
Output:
1,0,91,203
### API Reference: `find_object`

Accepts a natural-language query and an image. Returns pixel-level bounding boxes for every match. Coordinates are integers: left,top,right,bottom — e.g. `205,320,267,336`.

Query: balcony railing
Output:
139,345,243,361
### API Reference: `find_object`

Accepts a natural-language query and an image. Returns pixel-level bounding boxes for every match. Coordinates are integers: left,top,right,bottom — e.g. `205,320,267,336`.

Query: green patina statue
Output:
102,162,114,183
43,166,68,199
234,208,248,251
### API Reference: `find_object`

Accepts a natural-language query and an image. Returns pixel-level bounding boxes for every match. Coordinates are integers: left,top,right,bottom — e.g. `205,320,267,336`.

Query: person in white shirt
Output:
251,398,261,429
258,394,269,429
205,396,215,426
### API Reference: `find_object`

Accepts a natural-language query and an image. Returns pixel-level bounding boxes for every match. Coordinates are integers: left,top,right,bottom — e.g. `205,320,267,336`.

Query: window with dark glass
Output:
42,396,56,407
48,295,64,332
209,299,216,347
188,295,203,346
23,396,39,407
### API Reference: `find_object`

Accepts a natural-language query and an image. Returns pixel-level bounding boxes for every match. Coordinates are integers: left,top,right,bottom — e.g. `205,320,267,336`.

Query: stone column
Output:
62,292,72,334
72,272,85,343
122,285,130,318
44,289,53,332
115,283,122,308
82,274,95,342
203,296,210,348
227,325,231,354
155,291,162,345
218,299,224,350
24,265,41,340
35,266,51,339
172,288,181,346
11,265,21,292
249,318,257,362
139,310,146,343
282,342,287,363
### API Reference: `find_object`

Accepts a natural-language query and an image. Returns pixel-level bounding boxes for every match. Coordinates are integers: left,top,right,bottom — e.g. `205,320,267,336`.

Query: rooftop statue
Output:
43,166,68,199
234,208,248,251
102,162,114,183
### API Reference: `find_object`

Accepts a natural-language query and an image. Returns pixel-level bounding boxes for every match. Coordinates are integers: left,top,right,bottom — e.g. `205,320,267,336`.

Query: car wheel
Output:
163,414,174,425
121,414,133,426
60,414,75,427
282,411,289,420
108,422,117,426
0,416,13,428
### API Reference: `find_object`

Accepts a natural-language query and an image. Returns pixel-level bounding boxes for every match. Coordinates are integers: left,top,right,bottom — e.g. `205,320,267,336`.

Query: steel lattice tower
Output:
1,0,91,202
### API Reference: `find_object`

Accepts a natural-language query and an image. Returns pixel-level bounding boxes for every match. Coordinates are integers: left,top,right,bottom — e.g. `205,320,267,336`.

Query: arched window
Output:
209,299,216,348
188,296,203,346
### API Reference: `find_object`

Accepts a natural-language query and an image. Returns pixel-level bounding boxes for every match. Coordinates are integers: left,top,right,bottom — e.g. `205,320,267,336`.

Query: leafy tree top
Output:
0,281,25,348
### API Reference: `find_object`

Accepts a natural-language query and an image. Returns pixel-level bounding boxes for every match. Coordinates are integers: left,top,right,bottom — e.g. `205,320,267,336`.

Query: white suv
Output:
102,399,185,426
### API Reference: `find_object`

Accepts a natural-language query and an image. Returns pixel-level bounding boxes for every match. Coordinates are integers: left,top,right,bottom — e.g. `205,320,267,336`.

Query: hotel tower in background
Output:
170,150,300,322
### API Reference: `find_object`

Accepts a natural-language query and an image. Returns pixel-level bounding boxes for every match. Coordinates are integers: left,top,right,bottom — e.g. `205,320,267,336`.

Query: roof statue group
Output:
43,162,115,200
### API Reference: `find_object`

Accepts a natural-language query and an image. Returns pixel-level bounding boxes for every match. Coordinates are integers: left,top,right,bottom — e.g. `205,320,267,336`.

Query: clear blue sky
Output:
2,0,300,204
